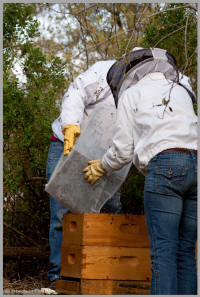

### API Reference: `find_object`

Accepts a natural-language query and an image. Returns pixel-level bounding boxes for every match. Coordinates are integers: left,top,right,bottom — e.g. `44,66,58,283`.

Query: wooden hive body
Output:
62,213,150,247
57,213,151,294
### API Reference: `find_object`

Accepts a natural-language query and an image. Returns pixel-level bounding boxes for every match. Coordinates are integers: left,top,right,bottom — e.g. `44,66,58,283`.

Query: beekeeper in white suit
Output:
46,56,121,288
83,48,197,295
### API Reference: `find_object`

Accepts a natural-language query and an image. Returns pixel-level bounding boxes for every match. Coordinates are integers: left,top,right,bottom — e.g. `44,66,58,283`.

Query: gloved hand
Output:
83,159,107,185
62,124,81,155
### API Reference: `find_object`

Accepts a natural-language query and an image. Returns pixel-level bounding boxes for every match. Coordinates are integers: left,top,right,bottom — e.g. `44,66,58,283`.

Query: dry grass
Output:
3,272,51,295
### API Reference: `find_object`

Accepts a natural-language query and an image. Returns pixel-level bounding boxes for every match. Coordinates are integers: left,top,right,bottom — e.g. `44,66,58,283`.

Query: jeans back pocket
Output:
155,166,187,196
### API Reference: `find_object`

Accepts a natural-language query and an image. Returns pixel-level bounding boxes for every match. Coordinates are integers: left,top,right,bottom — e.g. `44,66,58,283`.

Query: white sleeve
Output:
60,75,88,128
102,92,135,173
60,61,114,129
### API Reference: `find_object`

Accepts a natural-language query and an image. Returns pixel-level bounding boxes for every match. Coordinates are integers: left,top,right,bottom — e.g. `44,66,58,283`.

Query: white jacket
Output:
52,60,115,141
102,72,198,175
52,60,195,143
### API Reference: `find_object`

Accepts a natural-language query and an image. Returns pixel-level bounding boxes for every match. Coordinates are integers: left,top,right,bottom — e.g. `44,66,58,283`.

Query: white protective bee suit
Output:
102,72,197,174
52,60,193,144
97,71,197,296
81,50,197,295
52,60,115,141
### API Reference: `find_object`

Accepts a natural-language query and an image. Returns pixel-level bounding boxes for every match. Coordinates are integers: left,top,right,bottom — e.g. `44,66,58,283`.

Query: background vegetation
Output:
3,3,197,279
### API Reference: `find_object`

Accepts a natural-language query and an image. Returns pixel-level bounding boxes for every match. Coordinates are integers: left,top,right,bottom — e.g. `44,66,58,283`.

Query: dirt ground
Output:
3,269,53,295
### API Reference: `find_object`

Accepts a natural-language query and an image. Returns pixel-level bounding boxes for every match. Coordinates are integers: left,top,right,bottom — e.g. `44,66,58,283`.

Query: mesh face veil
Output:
107,48,196,107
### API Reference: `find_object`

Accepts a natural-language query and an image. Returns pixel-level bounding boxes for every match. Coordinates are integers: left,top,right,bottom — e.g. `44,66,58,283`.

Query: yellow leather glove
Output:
83,159,107,185
62,124,81,156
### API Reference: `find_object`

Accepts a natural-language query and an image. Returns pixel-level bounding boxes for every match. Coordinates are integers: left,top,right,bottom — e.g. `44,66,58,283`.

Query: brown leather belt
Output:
160,148,197,155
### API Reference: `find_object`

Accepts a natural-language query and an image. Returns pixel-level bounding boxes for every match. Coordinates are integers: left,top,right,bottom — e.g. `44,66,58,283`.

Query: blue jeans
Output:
144,151,197,295
46,140,122,281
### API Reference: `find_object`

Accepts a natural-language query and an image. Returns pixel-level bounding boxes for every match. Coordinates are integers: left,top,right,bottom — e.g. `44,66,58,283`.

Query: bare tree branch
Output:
46,3,98,16
181,47,197,73
147,4,197,20
4,222,40,247
184,14,189,69
123,5,150,55
153,26,185,48
113,4,120,52
134,5,150,46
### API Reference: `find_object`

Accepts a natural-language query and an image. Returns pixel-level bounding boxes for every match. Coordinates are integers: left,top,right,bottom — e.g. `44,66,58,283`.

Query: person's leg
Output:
48,197,68,281
177,151,197,295
46,141,69,281
144,152,192,295
144,192,181,294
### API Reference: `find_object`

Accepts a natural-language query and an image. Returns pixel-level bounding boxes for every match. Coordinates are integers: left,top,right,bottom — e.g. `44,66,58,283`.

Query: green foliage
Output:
121,165,145,214
142,3,197,92
3,4,39,69
3,4,67,246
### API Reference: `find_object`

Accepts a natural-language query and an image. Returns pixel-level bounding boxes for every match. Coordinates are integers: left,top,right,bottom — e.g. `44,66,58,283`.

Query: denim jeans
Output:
46,140,122,281
144,150,197,295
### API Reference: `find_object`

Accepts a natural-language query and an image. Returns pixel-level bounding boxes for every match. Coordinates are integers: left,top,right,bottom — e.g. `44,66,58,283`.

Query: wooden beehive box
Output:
56,278,151,295
62,213,150,247
57,213,151,294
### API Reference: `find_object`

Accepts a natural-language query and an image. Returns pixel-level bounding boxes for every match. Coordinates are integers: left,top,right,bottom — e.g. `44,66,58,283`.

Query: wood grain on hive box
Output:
61,245,151,280
62,213,150,247
56,278,151,295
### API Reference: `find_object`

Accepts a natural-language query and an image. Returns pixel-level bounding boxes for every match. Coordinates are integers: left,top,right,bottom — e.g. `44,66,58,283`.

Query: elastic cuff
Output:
102,157,115,173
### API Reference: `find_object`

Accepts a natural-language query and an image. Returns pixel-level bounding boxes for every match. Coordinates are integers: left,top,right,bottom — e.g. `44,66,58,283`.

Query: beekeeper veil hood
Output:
107,47,196,107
